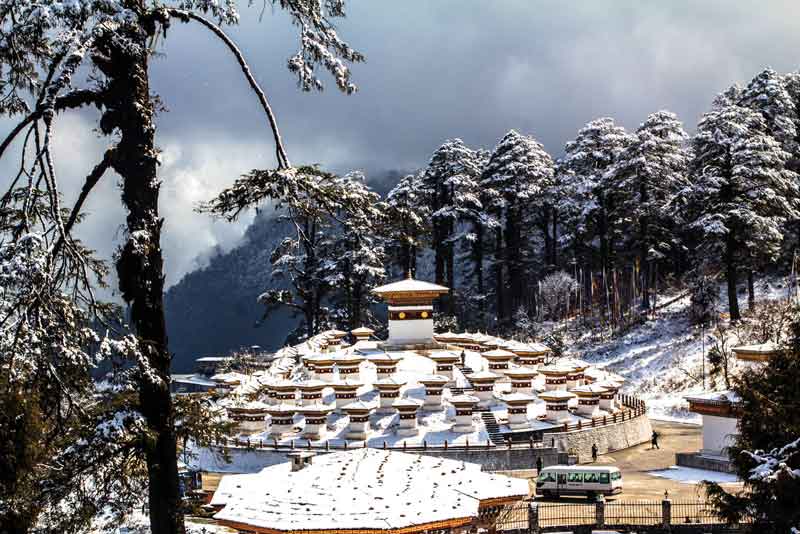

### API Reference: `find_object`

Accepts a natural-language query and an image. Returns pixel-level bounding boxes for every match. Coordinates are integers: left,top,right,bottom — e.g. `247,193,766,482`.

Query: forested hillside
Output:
171,67,800,371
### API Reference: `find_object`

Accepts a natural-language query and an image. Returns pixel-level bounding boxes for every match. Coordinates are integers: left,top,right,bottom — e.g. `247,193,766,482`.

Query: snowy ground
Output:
647,466,739,485
567,278,792,423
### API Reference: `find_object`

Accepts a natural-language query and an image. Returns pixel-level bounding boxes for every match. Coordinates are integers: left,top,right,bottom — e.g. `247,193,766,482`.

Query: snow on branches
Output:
744,438,800,483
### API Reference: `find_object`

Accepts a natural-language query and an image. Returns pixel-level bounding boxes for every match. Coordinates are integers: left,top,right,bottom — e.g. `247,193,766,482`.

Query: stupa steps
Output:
480,412,504,445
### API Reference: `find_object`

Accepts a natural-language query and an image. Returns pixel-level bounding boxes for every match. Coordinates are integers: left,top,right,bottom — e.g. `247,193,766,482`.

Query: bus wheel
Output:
587,491,596,501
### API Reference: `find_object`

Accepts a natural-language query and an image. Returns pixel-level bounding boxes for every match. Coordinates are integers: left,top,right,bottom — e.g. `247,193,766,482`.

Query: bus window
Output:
567,472,582,483
611,471,622,481
599,472,610,484
538,472,556,482
583,472,599,483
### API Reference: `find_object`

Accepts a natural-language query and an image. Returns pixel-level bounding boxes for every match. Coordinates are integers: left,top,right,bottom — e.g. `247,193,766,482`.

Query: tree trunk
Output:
551,206,558,267
494,225,505,323
99,27,184,534
445,238,455,315
748,270,756,311
473,221,484,328
726,231,740,321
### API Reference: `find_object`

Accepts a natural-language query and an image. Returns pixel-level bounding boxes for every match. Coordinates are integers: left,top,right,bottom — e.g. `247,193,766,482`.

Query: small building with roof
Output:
371,276,450,347
211,449,529,534
677,341,779,473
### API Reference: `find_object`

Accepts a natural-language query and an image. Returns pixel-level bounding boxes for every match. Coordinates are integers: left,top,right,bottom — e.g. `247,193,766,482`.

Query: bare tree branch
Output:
168,8,291,169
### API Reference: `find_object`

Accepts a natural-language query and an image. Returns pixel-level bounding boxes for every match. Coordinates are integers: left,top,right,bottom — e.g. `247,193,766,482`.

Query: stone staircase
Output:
450,362,475,396
480,411,505,445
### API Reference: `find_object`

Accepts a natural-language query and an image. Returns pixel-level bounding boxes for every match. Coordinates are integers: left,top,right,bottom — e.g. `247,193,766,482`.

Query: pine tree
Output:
259,168,380,342
481,130,555,326
324,174,386,331
606,111,690,309
420,138,484,314
458,148,492,329
379,172,429,277
740,68,799,157
557,117,634,275
689,97,800,321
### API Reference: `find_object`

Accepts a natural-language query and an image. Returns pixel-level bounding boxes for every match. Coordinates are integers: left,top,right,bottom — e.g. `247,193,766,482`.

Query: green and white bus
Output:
534,465,623,499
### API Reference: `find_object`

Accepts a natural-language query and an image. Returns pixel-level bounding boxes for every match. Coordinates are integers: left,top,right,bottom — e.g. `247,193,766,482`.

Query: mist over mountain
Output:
165,170,406,372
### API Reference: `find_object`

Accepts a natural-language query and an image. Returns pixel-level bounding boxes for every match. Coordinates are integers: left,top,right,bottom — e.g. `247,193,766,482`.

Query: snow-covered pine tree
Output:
689,96,800,321
606,111,690,310
557,118,634,276
2,4,363,530
481,130,555,326
378,172,429,278
457,148,493,330
259,168,380,343
420,138,484,314
323,174,386,331
740,68,799,158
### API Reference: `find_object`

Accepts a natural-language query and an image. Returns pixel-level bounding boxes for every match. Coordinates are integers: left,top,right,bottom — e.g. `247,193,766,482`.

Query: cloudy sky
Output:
5,1,800,293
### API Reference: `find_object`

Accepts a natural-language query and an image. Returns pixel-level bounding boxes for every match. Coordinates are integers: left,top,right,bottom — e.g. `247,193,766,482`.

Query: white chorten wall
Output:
702,414,738,457
388,316,435,345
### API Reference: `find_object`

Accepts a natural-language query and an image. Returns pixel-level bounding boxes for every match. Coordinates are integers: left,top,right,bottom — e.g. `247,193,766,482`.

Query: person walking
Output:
651,430,660,450
536,456,543,474
591,443,598,462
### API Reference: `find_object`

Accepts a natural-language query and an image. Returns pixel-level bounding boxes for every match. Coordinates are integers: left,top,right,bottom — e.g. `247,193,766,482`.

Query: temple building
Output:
212,449,529,534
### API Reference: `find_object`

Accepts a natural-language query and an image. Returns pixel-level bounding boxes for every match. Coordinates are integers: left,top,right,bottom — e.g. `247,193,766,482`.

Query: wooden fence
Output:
495,499,752,533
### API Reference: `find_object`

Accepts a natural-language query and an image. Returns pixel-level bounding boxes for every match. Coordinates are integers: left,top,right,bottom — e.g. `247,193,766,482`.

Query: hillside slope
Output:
164,213,295,372
570,280,789,422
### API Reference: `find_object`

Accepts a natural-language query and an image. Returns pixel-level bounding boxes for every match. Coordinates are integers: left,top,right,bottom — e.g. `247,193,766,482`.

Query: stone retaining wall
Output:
675,452,735,473
543,412,652,463
414,446,568,471
192,444,569,473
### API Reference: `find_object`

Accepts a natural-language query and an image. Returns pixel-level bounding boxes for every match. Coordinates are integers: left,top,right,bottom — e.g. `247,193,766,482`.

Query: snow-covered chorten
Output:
371,275,450,347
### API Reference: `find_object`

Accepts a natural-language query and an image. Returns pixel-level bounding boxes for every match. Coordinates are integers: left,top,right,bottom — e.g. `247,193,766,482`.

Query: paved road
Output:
548,419,742,501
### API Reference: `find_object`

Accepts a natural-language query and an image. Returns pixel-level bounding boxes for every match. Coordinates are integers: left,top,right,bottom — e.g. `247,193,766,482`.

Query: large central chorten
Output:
371,274,449,347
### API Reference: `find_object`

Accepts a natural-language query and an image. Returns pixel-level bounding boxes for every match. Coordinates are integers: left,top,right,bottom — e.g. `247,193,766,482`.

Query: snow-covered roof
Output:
501,393,536,403
213,449,528,532
538,390,576,401
418,374,449,384
684,390,741,404
374,377,406,387
196,356,234,363
210,473,260,507
504,366,538,377
571,384,608,395
450,394,480,405
351,326,375,335
468,371,501,380
483,348,516,358
171,374,216,387
538,365,572,375
371,278,450,295
732,341,779,354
